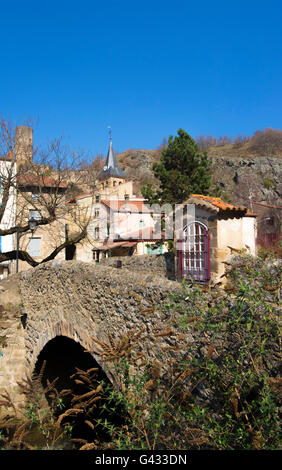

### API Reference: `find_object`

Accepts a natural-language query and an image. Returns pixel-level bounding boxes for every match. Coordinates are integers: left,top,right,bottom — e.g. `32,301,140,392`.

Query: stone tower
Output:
15,126,33,166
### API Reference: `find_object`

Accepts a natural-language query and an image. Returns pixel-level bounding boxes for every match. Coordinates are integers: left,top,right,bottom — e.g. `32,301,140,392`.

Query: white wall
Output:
242,217,256,255
217,218,243,250
0,160,17,274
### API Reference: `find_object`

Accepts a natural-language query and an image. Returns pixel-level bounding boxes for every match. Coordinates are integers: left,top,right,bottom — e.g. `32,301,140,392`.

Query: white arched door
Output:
182,222,210,282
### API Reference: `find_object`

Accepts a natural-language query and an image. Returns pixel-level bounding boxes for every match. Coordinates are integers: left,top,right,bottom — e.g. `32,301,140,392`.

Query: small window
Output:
113,181,116,186
94,210,99,218
95,195,100,203
29,210,41,220
31,190,39,200
29,238,41,257
94,227,99,239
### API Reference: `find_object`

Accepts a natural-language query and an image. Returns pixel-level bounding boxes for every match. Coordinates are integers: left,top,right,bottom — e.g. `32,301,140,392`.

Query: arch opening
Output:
181,221,210,282
33,335,126,445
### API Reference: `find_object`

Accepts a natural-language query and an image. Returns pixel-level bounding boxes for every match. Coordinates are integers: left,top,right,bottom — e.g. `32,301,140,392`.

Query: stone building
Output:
67,134,168,263
13,126,68,273
16,174,67,272
176,194,257,283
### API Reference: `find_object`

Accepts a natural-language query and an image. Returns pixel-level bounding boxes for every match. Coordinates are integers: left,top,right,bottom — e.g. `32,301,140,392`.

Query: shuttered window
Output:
29,238,41,257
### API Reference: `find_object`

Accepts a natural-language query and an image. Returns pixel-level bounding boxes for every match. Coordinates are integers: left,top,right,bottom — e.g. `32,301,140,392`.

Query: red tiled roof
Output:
68,193,92,201
18,174,67,188
0,151,14,161
188,194,256,216
93,241,137,251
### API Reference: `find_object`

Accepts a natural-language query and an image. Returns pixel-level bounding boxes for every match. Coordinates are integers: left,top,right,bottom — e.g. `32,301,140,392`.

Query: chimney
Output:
15,126,33,166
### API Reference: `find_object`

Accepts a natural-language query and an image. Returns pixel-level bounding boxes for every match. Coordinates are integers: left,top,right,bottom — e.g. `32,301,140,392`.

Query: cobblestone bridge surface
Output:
0,258,183,413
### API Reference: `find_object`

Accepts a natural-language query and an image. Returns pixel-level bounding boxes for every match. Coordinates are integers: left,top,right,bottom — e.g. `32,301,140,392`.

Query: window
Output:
147,244,163,255
94,210,99,218
113,181,116,187
94,227,99,239
31,190,39,200
29,210,41,220
95,195,100,203
29,238,41,257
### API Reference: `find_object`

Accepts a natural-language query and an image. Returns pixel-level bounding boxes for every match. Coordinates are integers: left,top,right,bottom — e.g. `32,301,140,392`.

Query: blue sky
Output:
0,0,281,158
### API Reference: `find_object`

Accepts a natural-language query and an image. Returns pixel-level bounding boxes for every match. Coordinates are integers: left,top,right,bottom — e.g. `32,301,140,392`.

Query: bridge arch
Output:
0,259,181,414
26,320,100,381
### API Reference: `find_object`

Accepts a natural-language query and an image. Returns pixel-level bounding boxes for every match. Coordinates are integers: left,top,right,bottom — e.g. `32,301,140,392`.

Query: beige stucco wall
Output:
98,179,133,199
217,215,256,255
216,216,256,280
16,188,67,273
17,220,66,272
242,216,256,255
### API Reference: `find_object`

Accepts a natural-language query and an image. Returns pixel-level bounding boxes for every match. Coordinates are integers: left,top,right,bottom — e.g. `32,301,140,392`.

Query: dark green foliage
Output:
142,128,212,204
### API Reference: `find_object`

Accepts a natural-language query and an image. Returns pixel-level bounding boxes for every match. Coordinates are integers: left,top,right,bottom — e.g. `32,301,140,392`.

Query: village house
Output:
12,126,68,273
0,125,259,283
66,134,168,262
176,194,257,284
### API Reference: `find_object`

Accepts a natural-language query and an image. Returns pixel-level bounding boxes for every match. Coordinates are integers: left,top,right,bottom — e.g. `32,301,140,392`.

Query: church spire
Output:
98,127,126,180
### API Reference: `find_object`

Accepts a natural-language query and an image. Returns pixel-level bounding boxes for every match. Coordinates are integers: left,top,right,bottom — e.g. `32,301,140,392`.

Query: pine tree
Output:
142,129,212,204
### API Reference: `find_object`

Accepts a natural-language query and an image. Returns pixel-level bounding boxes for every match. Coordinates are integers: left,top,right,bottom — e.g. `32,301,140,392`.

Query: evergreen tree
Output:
142,129,212,204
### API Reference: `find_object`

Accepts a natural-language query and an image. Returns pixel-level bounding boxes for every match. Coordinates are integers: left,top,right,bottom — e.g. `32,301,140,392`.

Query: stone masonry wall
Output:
0,259,183,414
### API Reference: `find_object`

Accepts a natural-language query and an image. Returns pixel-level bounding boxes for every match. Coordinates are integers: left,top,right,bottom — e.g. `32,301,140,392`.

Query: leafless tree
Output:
195,135,217,151
0,117,97,269
250,128,282,156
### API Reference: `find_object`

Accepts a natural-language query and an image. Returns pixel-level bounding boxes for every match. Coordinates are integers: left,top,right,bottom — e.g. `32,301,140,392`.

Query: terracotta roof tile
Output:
189,194,256,216
18,174,67,188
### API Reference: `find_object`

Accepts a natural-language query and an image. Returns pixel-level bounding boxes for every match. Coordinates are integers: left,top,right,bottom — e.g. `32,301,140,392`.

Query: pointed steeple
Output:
98,129,126,180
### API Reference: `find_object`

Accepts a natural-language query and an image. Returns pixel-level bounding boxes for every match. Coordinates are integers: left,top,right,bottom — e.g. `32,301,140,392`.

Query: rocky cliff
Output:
116,148,282,212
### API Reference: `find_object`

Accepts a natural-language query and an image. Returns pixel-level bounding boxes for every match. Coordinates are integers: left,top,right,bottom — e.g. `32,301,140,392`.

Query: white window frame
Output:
29,237,41,257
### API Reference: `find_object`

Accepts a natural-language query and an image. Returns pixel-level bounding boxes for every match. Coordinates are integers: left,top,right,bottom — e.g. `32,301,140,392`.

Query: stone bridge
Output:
0,257,182,413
